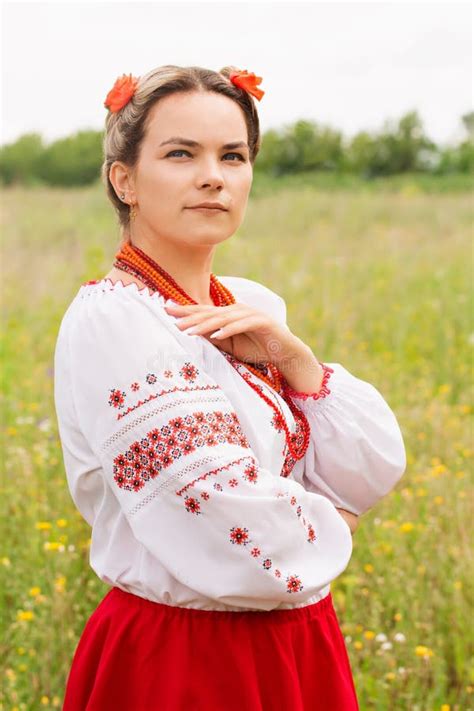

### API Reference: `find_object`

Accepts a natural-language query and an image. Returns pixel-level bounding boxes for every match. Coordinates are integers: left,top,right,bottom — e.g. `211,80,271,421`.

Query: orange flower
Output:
229,69,265,101
104,73,140,113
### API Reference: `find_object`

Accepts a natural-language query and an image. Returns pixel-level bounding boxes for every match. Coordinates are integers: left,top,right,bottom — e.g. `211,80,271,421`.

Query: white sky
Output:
1,0,472,147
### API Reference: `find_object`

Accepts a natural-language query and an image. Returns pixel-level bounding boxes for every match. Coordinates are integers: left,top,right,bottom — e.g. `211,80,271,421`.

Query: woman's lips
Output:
187,207,227,213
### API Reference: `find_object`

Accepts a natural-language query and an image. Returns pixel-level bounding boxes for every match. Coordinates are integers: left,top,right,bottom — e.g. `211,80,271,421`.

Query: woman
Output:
54,65,407,710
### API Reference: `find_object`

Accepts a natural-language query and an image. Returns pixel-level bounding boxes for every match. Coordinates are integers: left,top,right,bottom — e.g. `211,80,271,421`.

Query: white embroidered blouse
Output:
53,276,407,612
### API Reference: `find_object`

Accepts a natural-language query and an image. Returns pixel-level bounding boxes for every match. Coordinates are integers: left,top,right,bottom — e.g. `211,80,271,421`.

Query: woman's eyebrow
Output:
159,137,249,150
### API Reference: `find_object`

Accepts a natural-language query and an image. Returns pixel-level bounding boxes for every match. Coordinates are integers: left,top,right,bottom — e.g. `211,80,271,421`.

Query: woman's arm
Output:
54,290,354,611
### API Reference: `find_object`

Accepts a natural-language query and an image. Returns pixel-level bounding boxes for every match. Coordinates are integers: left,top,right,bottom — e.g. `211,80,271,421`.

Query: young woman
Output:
54,64,407,710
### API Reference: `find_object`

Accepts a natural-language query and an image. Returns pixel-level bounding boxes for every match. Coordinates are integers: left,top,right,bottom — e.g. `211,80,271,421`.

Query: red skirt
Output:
62,586,359,711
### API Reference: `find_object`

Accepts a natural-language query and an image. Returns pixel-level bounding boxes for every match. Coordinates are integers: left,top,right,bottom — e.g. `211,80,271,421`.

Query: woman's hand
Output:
164,301,298,366
335,508,360,535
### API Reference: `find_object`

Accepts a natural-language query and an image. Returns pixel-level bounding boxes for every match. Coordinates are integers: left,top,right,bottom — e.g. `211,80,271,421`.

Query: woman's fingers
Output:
172,308,252,335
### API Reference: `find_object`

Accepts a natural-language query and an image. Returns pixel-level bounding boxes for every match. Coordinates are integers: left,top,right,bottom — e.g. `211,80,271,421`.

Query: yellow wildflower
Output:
394,612,402,621
56,518,68,527
41,696,50,705
55,575,66,592
399,522,415,533
353,641,363,650
1,556,11,566
364,630,375,640
415,645,434,658
385,672,396,681
453,581,462,590
17,610,34,621
44,541,61,551
433,496,444,505
35,521,52,530
29,586,41,597
364,564,374,573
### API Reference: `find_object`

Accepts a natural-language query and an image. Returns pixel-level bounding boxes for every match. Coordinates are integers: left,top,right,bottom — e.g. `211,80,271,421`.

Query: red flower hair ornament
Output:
229,69,265,101
104,73,140,113
103,67,264,114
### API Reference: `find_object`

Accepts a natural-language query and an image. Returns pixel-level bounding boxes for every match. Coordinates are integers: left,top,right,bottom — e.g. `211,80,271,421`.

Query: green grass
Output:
1,174,473,710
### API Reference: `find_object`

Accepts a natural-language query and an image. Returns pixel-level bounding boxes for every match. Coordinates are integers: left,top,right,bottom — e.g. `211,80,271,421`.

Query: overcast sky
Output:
1,0,472,147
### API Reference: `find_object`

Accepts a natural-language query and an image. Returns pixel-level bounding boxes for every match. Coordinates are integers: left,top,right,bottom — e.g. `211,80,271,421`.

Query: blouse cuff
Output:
282,363,335,402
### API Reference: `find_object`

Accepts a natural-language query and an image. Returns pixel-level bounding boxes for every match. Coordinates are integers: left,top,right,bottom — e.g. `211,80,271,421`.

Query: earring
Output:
120,193,125,200
130,202,137,220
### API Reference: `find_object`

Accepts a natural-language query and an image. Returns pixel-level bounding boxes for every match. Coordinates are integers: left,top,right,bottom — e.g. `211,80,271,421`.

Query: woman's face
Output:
112,90,254,247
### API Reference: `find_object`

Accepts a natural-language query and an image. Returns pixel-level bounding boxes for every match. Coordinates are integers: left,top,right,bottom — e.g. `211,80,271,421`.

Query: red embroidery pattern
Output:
283,363,334,401
280,415,307,479
175,454,314,594
112,411,250,492
109,388,126,409
116,384,221,421
108,362,202,419
228,525,304,593
277,492,318,544
176,458,258,497
180,363,199,383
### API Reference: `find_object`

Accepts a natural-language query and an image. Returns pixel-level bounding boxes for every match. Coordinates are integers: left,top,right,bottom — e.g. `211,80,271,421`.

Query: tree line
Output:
1,109,472,187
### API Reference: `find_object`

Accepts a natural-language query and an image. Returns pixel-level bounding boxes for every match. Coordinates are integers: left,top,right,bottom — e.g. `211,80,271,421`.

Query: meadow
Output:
1,174,472,710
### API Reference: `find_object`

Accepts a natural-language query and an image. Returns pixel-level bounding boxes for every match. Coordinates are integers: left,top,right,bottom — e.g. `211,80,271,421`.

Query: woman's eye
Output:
225,153,246,162
166,150,245,162
166,150,191,158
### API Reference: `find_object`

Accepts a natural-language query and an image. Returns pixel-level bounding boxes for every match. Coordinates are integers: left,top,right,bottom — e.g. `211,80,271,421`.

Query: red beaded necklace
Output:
112,239,311,462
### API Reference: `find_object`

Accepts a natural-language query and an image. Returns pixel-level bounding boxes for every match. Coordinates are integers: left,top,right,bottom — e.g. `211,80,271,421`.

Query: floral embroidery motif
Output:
230,526,250,545
184,496,201,515
179,362,199,383
271,411,286,432
112,412,250,492
108,362,205,419
175,454,310,594
109,388,126,410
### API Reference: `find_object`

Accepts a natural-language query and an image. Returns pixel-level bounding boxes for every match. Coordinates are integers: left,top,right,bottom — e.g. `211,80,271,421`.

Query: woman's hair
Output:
101,65,262,230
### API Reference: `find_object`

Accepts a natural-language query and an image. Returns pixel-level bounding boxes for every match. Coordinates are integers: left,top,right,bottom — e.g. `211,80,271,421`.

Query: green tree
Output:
0,133,45,185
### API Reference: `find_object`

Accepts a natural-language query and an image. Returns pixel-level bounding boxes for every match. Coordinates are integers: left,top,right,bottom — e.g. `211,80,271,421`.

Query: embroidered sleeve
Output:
284,362,407,516
54,291,353,610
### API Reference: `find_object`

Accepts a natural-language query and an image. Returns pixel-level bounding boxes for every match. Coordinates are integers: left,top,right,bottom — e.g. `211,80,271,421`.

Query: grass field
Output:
1,174,473,710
